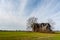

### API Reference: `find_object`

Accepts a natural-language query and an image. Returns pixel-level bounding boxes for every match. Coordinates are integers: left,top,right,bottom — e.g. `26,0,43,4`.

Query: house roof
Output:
33,23,51,27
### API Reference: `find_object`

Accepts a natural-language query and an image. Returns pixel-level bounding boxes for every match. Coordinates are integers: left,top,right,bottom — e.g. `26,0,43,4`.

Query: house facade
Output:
32,23,52,32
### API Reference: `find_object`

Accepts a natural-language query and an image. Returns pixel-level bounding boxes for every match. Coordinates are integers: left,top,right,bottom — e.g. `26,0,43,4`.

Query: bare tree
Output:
26,17,38,31
47,18,55,30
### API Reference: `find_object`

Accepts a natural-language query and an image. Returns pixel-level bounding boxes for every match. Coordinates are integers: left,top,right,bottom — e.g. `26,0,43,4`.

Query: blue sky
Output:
0,0,60,30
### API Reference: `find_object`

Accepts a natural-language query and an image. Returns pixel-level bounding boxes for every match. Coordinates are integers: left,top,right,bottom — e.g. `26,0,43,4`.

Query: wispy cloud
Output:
0,0,60,30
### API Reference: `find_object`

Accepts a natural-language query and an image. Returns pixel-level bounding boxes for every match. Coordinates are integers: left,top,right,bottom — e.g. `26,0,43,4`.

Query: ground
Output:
0,31,60,40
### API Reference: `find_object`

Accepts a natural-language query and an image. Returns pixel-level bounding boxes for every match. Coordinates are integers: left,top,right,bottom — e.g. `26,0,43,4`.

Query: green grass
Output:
0,31,60,40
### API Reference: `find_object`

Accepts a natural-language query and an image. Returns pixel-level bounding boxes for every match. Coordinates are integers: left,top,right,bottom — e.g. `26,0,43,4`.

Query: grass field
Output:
0,31,60,40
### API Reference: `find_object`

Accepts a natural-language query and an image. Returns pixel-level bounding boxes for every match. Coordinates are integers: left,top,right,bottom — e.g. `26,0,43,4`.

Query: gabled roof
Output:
33,23,51,27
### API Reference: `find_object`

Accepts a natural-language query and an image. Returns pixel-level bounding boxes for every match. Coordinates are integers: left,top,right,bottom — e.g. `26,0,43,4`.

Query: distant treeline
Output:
0,30,31,32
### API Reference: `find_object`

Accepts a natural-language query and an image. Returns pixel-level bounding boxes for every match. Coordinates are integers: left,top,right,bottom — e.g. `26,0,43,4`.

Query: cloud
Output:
0,0,27,30
25,0,60,30
0,0,60,30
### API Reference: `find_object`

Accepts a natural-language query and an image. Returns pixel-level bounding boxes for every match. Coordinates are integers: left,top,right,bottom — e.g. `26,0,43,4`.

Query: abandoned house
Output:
31,23,52,32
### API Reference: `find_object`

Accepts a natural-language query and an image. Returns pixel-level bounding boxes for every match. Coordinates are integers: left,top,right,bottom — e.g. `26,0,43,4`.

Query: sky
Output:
0,0,60,30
